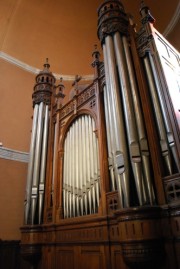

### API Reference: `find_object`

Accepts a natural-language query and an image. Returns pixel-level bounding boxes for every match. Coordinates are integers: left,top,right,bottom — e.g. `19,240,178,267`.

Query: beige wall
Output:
0,158,27,240
0,59,33,152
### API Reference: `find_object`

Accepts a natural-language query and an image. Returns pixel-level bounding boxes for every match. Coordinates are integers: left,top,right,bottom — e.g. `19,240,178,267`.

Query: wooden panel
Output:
41,246,54,269
80,248,102,269
55,249,74,269
111,245,128,269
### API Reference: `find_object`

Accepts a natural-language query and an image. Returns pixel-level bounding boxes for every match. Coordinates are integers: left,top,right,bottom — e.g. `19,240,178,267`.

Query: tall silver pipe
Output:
66,132,70,218
103,42,123,207
82,116,88,215
122,36,155,204
144,56,173,175
92,119,100,208
72,122,76,217
63,138,67,218
51,122,58,197
105,35,130,207
85,115,92,214
103,85,116,191
75,120,80,216
24,104,39,224
88,116,96,213
31,102,44,224
69,127,73,218
38,105,49,224
78,117,84,215
114,32,144,205
148,53,180,172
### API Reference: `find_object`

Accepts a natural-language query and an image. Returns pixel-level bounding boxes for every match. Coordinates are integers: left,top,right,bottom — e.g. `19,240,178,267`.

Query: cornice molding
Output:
163,2,180,37
0,146,29,163
0,51,94,82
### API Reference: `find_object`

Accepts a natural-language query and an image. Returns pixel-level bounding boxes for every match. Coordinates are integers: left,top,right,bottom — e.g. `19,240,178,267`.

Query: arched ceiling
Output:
0,0,179,77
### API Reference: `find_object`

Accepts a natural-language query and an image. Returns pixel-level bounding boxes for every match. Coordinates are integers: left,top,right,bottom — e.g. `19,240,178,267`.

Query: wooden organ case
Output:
20,1,180,269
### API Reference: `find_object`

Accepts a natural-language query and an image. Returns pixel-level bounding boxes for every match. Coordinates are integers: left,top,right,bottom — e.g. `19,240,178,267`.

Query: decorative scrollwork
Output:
60,86,96,119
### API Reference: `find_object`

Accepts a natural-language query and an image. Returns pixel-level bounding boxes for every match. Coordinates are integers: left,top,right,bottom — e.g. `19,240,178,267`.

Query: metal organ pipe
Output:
31,102,44,224
122,36,155,205
24,104,39,224
78,117,83,215
144,55,173,175
38,105,49,224
82,116,88,215
62,115,100,218
104,35,130,208
148,53,180,173
114,32,145,206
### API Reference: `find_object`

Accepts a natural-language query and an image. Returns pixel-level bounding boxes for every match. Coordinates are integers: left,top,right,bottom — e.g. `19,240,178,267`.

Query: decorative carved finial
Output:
43,57,50,71
140,0,146,10
140,0,155,24
72,75,82,87
92,44,100,70
55,77,65,104
72,75,82,96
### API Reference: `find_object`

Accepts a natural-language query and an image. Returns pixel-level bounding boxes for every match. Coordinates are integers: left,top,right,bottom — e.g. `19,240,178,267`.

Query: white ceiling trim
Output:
0,51,94,82
163,2,180,37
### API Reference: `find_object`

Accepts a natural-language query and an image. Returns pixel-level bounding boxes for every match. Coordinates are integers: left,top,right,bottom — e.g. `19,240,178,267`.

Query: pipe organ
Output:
21,1,180,269
63,115,100,218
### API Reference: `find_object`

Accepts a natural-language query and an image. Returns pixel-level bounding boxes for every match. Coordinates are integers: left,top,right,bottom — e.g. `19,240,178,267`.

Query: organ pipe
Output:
148,53,180,173
62,115,100,218
114,32,144,206
144,55,173,175
31,102,44,224
24,104,39,224
38,105,49,224
104,35,130,207
122,36,155,204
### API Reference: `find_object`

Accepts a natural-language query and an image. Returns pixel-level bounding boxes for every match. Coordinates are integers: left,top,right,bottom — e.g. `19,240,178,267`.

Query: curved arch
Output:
59,109,97,151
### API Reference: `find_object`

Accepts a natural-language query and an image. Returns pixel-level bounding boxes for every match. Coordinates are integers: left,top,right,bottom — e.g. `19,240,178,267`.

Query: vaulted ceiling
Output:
0,0,179,76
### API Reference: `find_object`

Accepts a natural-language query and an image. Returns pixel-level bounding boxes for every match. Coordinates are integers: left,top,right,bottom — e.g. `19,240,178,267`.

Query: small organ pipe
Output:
69,127,72,218
85,115,92,214
72,123,76,217
38,105,49,224
144,56,173,175
24,104,39,224
63,138,67,218
66,132,70,218
78,117,84,215
89,116,96,213
82,116,88,215
75,120,80,216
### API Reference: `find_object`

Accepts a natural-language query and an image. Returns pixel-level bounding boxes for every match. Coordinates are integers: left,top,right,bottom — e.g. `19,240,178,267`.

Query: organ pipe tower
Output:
21,1,180,269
